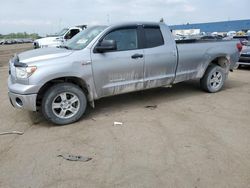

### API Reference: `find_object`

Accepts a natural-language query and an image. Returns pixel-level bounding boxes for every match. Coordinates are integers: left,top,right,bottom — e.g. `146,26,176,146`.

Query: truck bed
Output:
175,38,236,44
174,39,240,83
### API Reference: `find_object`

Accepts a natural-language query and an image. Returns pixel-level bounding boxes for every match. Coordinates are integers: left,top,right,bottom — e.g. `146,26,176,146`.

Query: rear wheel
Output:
200,64,226,93
42,83,87,125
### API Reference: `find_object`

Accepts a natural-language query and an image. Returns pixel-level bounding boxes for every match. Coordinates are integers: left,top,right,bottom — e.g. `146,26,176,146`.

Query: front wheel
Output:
200,64,226,93
42,83,87,125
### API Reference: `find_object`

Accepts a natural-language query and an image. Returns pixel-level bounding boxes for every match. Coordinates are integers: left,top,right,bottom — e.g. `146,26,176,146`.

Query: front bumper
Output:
8,76,39,112
8,92,37,111
33,41,39,49
239,55,250,64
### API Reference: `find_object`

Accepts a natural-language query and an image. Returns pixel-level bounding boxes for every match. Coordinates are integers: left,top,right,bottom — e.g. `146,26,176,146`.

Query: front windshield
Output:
56,28,69,36
65,26,107,50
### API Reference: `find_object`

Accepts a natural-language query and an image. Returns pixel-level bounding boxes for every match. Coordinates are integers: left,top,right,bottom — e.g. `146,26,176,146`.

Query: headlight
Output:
33,41,39,49
16,66,37,79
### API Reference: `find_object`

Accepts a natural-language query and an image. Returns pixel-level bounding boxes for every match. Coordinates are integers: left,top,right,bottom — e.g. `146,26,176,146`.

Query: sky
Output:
0,0,249,36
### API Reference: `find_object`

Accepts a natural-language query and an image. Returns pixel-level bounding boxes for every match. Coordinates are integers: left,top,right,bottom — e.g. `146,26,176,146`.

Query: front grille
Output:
241,53,250,58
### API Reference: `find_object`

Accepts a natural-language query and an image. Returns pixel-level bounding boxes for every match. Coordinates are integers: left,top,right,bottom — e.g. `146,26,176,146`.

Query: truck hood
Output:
35,36,62,45
18,47,73,64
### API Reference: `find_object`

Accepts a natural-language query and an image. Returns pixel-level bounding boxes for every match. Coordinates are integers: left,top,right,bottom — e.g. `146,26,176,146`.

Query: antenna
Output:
107,14,110,24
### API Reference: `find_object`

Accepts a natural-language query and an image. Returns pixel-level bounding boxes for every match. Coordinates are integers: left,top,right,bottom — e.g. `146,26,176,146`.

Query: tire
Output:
200,64,226,93
42,83,87,125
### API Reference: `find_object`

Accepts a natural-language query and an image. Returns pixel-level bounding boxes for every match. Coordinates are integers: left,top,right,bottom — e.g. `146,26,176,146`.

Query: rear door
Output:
142,25,178,89
91,26,144,97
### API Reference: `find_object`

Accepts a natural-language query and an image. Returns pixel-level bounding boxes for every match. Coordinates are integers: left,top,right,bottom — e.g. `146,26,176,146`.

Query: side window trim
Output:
94,26,142,53
141,25,165,49
138,25,145,49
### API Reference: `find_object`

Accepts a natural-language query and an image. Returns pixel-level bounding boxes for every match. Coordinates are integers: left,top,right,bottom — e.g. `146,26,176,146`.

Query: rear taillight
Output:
237,43,243,52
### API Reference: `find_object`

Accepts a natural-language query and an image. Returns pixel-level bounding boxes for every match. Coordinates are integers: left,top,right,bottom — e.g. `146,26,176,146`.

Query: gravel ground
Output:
0,43,32,67
0,44,250,188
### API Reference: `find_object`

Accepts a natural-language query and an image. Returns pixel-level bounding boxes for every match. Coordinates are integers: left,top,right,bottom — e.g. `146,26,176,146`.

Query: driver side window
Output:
103,28,138,51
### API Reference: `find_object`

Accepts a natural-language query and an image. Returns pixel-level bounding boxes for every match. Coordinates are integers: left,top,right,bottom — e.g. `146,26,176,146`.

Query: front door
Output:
91,27,144,98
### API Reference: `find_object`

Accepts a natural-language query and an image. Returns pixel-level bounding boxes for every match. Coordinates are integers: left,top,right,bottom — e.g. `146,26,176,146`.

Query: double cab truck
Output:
8,22,241,125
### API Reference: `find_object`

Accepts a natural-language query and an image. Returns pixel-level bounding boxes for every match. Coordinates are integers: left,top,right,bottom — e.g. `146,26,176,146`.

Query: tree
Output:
0,32,41,39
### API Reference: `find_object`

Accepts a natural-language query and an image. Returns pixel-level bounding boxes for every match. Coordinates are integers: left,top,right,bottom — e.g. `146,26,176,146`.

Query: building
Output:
172,29,200,36
169,19,250,33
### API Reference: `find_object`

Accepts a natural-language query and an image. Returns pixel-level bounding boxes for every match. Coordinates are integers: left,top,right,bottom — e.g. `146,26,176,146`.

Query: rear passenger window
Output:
144,27,164,48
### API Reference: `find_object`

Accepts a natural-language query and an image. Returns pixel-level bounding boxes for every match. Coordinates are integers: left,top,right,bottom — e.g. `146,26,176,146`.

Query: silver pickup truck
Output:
8,22,242,125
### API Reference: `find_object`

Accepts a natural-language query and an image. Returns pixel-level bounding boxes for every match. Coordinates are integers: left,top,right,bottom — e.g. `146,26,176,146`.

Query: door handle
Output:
131,54,143,59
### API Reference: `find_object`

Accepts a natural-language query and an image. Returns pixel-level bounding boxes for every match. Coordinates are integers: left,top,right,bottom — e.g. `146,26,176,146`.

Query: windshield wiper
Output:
58,45,72,50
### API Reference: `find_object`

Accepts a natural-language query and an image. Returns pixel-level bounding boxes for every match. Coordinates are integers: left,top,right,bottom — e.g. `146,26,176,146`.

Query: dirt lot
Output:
0,44,250,188
0,43,33,67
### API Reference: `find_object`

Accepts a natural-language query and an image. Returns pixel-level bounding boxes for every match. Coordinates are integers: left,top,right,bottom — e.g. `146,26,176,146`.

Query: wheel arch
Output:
199,55,230,78
209,56,230,69
36,76,94,109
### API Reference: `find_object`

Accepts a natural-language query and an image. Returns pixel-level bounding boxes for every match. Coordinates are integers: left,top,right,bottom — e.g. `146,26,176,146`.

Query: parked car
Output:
4,39,16,45
247,30,250,36
174,34,186,40
8,22,241,125
227,31,237,37
14,39,23,44
233,35,250,45
33,25,87,48
239,41,250,66
22,38,33,43
0,38,33,45
200,35,223,40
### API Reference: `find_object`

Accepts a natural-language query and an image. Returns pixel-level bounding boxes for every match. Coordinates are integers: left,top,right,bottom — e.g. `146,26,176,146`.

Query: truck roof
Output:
75,25,87,29
109,21,165,27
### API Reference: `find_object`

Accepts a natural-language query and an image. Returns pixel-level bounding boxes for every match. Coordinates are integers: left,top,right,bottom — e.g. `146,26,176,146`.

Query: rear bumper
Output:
8,92,37,111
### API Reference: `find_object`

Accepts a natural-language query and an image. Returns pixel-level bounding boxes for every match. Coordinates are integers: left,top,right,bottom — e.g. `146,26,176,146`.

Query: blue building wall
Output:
169,19,250,33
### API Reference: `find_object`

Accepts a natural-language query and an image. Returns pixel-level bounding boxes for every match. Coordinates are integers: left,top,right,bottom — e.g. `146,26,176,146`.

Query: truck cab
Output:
33,25,87,48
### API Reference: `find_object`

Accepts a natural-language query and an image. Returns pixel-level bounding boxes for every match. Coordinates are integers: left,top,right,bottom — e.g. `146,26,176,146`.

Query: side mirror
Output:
95,40,117,53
